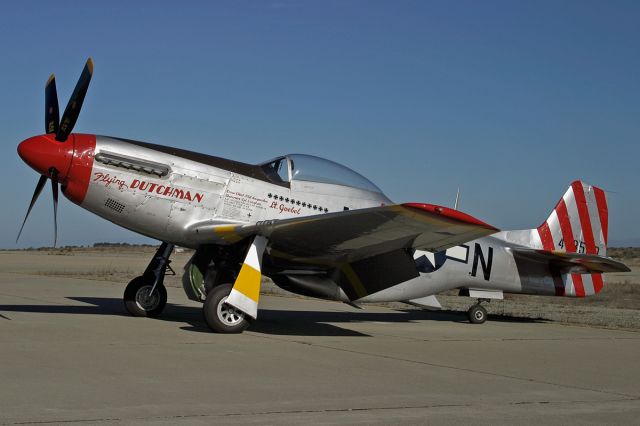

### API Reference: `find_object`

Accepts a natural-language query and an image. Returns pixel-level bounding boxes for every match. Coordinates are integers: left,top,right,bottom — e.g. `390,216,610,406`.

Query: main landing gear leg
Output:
467,299,489,324
203,236,268,333
124,242,175,317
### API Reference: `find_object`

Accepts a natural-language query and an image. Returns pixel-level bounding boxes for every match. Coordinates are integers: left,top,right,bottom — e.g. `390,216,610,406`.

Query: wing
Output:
510,248,630,274
203,203,498,266
192,203,497,302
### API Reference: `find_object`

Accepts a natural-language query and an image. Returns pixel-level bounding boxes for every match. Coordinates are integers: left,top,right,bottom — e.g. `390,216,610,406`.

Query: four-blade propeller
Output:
16,58,93,246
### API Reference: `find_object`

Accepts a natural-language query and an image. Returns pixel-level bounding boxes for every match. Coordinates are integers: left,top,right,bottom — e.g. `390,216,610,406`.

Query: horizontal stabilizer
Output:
510,248,630,274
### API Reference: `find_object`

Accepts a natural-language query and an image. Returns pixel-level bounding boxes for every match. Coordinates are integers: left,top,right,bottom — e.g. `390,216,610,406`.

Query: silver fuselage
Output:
71,136,582,303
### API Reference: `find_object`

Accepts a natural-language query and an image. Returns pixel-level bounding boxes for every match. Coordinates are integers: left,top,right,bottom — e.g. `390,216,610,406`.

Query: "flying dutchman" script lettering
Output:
93,173,204,203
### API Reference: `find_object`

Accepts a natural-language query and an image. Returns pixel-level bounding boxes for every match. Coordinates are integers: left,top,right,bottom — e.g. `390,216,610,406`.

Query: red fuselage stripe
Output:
537,221,555,251
555,199,585,296
593,187,609,245
591,274,604,293
552,274,565,296
571,273,586,297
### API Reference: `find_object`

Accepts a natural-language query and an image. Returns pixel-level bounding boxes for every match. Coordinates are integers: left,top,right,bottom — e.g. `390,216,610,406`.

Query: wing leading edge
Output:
206,203,498,266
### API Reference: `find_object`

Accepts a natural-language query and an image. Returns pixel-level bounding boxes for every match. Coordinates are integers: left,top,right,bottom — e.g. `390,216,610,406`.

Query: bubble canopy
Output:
259,154,384,193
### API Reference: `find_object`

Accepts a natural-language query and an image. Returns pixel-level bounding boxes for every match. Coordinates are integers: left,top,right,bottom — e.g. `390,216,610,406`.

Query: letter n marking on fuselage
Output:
471,243,493,281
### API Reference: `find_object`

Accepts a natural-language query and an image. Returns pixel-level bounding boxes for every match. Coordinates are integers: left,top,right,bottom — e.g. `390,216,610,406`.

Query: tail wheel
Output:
124,276,167,318
468,304,487,324
203,283,251,333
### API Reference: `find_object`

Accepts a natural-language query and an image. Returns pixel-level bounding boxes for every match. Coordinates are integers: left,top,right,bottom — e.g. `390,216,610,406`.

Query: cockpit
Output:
259,154,384,194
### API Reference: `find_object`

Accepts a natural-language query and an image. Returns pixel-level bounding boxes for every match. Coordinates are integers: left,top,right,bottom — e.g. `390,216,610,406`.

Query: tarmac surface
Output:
1,271,639,425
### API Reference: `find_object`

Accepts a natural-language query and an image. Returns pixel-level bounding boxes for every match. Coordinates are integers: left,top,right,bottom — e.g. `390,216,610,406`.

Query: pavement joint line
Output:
247,333,640,399
0,293,72,306
3,397,639,425
3,419,120,425
369,331,640,343
0,271,124,286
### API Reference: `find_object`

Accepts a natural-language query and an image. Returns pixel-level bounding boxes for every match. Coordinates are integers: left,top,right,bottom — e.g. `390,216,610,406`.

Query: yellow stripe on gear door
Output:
225,235,267,319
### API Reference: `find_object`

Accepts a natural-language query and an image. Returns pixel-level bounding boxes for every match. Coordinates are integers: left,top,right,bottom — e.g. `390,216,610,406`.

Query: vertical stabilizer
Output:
537,181,608,256
535,181,609,296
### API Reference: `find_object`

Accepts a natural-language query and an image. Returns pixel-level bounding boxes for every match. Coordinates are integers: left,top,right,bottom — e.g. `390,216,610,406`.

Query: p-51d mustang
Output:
16,59,629,332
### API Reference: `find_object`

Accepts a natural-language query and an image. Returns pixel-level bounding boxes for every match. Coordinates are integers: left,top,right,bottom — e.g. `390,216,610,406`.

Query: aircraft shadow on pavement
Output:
247,309,461,337
0,297,543,337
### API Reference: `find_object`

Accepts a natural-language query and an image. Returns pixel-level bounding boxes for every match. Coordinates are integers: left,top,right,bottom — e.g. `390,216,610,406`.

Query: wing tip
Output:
402,203,498,231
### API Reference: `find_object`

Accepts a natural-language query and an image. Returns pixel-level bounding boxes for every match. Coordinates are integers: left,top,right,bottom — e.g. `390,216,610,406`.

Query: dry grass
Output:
609,247,640,263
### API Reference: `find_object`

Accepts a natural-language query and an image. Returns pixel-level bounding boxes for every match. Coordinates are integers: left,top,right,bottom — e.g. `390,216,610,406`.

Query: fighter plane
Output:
16,59,629,332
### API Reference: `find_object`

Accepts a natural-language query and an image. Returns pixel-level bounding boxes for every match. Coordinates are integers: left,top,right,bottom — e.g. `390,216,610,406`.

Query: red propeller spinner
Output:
17,134,74,180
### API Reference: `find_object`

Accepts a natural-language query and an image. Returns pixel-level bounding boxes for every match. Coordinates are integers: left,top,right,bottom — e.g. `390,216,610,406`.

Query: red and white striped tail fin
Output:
537,181,609,255
535,181,609,297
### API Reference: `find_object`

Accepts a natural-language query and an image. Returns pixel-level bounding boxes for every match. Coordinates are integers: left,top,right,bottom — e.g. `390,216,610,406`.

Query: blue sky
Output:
0,0,638,248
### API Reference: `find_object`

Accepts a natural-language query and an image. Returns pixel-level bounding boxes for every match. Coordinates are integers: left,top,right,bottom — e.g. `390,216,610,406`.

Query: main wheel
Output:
468,304,487,324
124,276,167,318
203,283,251,333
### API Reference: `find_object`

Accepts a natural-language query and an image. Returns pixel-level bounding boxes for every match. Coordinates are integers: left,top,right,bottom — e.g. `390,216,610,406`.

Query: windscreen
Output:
288,154,383,193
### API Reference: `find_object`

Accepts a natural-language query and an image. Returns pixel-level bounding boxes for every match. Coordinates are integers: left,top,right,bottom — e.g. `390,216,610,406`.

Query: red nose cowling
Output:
17,134,74,180
17,133,96,204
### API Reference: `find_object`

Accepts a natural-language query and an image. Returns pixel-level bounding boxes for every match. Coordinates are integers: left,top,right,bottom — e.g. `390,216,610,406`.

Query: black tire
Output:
203,283,251,333
124,276,167,318
468,304,487,324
